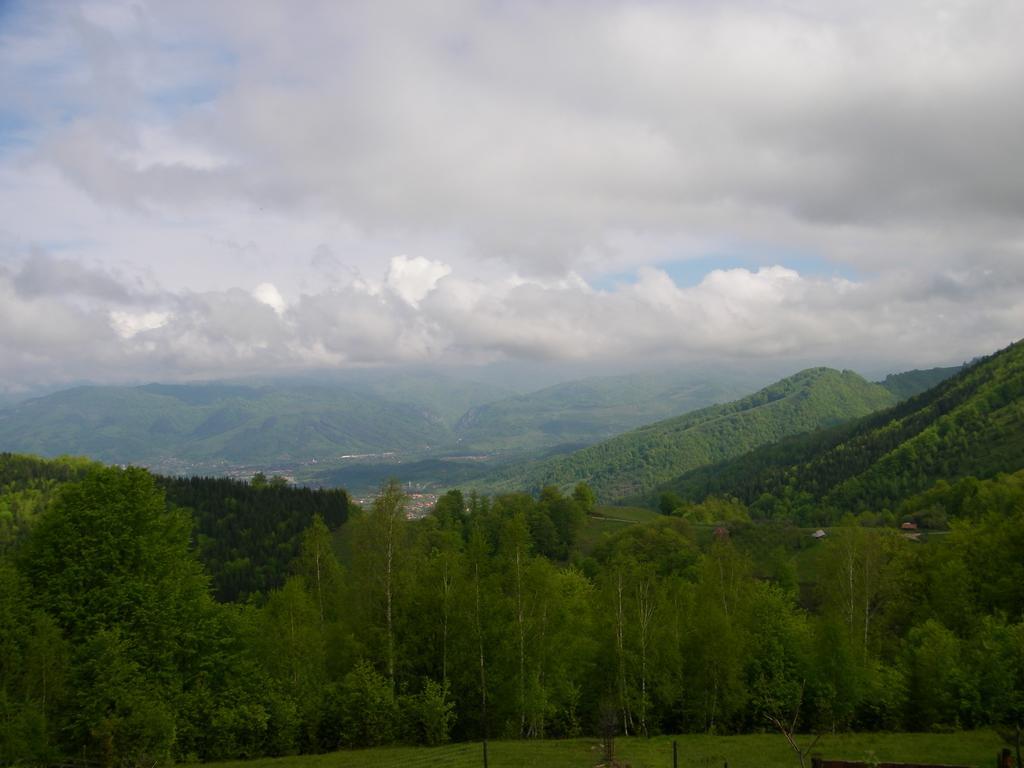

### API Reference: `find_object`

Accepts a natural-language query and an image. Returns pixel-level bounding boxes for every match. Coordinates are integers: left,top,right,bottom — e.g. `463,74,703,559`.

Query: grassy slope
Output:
664,339,1024,513
478,368,897,502
577,505,661,552
203,731,1001,768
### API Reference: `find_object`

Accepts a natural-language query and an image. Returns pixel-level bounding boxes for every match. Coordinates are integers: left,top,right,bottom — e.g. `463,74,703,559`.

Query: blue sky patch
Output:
591,251,863,292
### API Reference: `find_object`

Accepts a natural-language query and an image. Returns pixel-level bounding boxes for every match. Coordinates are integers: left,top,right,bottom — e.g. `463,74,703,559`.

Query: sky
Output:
2,0,1023,392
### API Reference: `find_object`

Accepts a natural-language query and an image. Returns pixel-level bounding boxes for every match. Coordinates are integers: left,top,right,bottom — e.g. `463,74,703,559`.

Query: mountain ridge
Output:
475,366,900,501
659,339,1024,518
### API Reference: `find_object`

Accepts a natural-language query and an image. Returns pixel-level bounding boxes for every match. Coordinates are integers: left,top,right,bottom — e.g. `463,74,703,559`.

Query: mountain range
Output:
0,367,769,477
475,367,906,500
658,341,1024,517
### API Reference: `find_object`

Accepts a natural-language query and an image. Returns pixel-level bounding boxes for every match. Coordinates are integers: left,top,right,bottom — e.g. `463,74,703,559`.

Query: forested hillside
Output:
4,458,1024,766
662,340,1024,522
0,454,350,602
324,370,513,427
158,474,351,602
0,383,455,471
0,370,767,479
877,365,962,400
480,368,897,501
452,369,763,451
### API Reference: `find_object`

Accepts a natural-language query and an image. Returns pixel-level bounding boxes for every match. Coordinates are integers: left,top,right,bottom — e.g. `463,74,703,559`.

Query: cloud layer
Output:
1,1,1023,389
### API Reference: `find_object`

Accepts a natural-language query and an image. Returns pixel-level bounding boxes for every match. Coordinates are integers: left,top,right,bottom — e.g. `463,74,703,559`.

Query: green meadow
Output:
204,731,1004,768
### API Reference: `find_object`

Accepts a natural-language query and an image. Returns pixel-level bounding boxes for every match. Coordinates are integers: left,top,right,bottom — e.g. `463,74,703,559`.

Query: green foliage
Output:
12,467,224,765
903,620,966,731
0,453,97,547
571,482,596,515
158,474,350,602
877,366,962,401
676,496,750,525
664,341,1024,522
483,368,896,502
337,661,398,748
0,561,66,765
66,628,177,768
659,491,683,515
452,369,760,452
0,382,460,470
8,402,1024,767
404,678,456,746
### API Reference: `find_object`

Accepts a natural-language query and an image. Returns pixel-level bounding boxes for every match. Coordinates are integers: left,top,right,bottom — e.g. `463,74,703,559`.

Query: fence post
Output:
672,739,678,768
482,738,488,768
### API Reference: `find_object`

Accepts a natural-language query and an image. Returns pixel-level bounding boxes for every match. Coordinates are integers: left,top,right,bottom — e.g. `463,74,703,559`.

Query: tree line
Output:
3,462,1024,766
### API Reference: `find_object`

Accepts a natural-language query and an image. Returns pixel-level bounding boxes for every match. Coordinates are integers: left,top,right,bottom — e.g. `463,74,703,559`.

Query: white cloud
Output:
252,282,286,315
1,254,1022,390
1,1,1023,388
109,309,171,338
385,255,452,307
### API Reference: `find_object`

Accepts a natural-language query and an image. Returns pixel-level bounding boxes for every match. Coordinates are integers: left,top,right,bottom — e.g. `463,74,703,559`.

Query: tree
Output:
256,576,326,747
992,622,1024,768
337,661,397,747
572,482,597,515
659,491,684,516
433,490,467,535
763,680,823,768
350,480,409,686
405,678,456,746
294,515,344,626
20,467,215,765
0,559,66,764
903,619,965,730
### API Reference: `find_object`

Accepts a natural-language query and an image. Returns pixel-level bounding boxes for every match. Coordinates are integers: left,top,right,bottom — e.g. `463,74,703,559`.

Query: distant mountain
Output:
0,382,455,472
308,370,513,428
0,368,766,476
877,365,962,400
452,369,765,452
477,367,898,501
662,340,1024,517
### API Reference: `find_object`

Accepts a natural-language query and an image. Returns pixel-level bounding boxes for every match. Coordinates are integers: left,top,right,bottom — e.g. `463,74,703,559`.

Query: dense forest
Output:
0,455,350,602
481,368,900,500
2,348,1022,767
3,462,1024,765
156,474,350,602
660,340,1024,523
0,369,765,475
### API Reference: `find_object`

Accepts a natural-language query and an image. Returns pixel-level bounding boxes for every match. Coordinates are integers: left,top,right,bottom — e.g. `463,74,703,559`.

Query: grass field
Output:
204,731,1004,768
578,505,662,551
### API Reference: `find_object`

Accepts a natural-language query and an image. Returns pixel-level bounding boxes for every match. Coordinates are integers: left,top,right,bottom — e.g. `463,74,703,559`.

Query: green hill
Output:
0,383,455,471
477,367,898,501
877,365,962,400
451,369,764,451
0,370,768,479
662,340,1024,518
318,370,513,427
